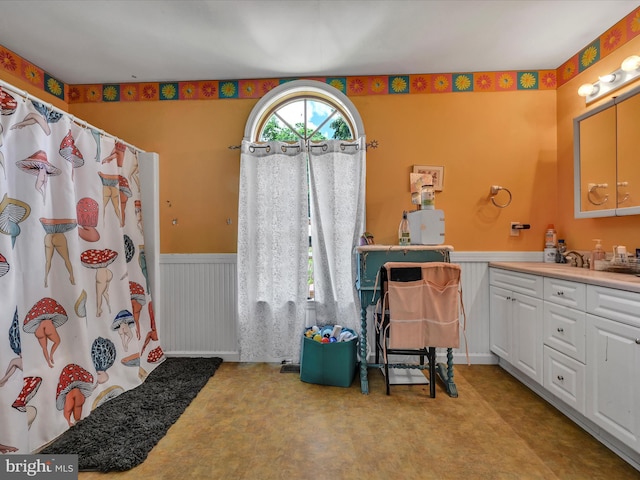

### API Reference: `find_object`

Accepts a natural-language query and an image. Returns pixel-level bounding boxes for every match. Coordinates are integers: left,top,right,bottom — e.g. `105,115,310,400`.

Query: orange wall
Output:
353,91,557,249
556,34,640,255
66,87,558,253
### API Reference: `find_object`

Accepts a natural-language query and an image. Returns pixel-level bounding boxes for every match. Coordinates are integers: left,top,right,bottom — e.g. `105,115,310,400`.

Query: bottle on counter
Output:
398,211,411,246
543,224,558,263
545,224,557,248
556,239,567,263
591,239,605,270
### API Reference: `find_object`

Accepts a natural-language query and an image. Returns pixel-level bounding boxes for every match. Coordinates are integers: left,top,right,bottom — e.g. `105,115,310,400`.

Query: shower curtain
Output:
237,138,365,363
0,83,163,453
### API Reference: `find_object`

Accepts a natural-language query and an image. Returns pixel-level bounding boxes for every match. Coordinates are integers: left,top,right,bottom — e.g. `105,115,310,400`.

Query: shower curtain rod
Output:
0,78,145,154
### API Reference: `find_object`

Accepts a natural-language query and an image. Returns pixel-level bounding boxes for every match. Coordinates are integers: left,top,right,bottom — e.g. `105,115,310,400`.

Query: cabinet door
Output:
512,292,544,385
489,286,511,361
586,314,640,452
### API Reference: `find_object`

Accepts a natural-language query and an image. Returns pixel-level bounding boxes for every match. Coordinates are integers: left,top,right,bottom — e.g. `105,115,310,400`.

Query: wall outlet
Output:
510,222,520,236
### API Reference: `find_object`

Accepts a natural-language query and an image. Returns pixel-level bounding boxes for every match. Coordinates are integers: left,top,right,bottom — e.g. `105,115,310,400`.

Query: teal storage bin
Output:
300,334,358,387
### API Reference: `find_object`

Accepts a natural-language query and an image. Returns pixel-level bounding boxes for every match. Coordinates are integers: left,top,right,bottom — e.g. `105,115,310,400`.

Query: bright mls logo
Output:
2,455,78,479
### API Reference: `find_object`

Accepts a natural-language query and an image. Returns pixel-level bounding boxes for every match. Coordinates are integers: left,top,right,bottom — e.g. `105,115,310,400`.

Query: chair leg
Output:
384,359,390,395
428,347,436,398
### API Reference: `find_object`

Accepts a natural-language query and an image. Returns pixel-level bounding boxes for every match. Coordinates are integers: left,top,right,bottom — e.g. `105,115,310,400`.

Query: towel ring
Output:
617,181,630,206
490,185,512,208
587,183,609,206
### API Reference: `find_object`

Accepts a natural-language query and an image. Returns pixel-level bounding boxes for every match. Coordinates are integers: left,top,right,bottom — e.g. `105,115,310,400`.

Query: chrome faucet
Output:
563,250,585,268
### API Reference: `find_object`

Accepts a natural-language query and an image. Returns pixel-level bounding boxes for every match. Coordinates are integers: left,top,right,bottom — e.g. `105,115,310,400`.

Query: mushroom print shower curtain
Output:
0,85,163,453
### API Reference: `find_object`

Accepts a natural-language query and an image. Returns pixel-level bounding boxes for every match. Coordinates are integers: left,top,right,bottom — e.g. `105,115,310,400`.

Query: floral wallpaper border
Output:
1,7,639,104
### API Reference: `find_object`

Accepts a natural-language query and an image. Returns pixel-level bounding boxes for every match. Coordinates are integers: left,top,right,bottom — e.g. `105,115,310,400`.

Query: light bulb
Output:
598,73,616,83
621,55,640,72
578,83,596,97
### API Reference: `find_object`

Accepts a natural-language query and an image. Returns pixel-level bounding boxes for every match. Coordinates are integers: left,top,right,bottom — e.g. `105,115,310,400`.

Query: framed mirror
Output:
574,82,640,218
616,90,640,214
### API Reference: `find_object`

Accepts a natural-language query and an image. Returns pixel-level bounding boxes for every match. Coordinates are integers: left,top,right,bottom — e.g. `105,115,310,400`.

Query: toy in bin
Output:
300,325,358,387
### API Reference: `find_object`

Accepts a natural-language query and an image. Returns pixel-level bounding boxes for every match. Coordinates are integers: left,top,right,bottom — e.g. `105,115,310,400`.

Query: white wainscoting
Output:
158,254,239,361
158,251,541,363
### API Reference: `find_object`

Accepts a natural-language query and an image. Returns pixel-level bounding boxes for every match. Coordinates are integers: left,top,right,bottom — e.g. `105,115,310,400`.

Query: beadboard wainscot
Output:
159,254,239,360
156,251,542,365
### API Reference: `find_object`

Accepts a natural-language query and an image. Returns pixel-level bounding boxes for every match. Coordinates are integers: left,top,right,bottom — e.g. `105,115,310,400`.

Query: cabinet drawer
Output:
586,285,640,328
543,277,586,310
543,345,586,415
489,268,543,298
543,303,586,363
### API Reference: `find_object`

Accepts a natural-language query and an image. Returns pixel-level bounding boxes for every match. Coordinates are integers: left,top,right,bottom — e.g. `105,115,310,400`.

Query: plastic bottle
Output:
420,175,435,210
556,239,567,263
545,224,557,248
591,239,605,270
398,211,411,246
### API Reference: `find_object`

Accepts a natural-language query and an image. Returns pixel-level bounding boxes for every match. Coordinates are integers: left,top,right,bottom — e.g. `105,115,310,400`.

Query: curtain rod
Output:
228,139,379,150
0,79,145,154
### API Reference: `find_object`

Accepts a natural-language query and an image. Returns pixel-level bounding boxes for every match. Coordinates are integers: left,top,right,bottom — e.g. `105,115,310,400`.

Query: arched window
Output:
244,81,365,298
245,80,364,144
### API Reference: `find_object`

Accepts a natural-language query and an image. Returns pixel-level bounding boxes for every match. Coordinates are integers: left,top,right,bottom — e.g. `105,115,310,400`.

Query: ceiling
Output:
1,0,639,85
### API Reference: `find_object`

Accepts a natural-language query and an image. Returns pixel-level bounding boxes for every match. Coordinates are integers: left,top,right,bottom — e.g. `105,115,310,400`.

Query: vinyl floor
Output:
78,362,640,479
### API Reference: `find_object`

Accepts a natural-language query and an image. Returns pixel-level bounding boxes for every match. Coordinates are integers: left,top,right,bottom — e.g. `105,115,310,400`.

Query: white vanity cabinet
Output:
489,269,544,385
542,277,587,414
490,264,640,466
586,285,640,452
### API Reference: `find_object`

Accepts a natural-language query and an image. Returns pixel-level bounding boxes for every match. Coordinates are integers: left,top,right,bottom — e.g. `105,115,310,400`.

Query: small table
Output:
355,244,458,396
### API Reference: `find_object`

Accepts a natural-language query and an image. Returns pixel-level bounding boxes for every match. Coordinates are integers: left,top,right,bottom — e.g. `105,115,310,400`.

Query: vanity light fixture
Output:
598,73,616,83
621,55,640,72
578,55,640,104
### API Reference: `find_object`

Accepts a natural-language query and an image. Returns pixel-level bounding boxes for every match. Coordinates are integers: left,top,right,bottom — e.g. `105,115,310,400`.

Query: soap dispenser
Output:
591,239,605,270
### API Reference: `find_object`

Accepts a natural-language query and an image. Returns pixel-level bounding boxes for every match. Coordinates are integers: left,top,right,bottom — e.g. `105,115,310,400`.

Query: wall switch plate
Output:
510,222,520,236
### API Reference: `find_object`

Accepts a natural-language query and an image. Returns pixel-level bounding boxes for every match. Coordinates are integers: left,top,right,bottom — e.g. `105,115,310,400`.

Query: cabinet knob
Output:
557,291,564,296
557,375,564,381
636,339,640,345
557,327,564,333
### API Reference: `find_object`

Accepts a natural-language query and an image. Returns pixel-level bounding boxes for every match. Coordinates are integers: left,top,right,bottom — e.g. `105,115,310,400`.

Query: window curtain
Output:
237,140,308,362
308,138,365,330
0,84,162,453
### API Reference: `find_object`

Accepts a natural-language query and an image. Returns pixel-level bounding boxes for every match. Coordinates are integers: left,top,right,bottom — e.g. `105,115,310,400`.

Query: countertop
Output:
489,261,640,294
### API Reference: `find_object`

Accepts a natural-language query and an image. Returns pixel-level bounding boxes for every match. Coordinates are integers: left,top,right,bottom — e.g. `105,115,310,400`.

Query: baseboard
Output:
166,351,240,362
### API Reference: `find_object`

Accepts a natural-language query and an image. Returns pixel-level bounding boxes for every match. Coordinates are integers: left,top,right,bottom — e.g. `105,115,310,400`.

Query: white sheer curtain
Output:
237,140,309,362
308,138,365,330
